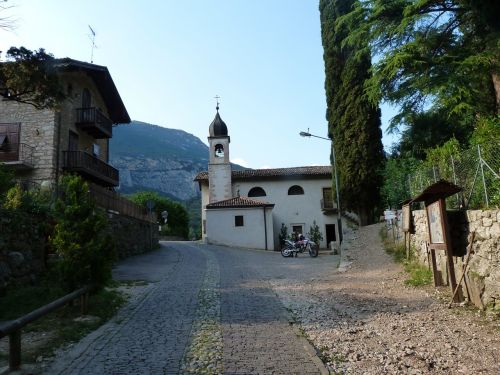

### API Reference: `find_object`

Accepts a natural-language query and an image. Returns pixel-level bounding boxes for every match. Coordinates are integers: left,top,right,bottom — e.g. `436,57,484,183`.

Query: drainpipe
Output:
263,206,268,250
54,111,62,199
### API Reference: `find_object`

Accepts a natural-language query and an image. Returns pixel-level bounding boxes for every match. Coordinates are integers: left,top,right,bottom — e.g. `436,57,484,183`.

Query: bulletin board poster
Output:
427,201,444,244
402,205,411,232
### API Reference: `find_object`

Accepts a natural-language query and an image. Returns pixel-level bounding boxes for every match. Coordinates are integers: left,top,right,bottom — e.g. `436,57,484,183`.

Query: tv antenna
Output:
88,25,97,63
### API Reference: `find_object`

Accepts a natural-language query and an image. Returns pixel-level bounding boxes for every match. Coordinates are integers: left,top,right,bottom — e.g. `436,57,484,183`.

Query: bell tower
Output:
208,100,232,203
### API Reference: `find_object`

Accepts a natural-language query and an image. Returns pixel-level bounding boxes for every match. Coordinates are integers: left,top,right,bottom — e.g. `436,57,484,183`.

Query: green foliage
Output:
337,0,499,131
381,157,419,209
0,164,14,202
51,175,115,291
307,220,324,245
0,46,66,109
469,115,500,147
278,223,288,245
423,138,461,168
320,0,385,224
128,191,189,239
380,228,432,286
396,111,473,159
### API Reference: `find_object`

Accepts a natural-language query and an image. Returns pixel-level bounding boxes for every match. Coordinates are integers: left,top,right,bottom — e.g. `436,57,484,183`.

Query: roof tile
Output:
195,165,331,181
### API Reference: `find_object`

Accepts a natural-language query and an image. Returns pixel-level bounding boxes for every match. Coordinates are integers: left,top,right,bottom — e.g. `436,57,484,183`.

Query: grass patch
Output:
0,282,127,364
380,227,432,287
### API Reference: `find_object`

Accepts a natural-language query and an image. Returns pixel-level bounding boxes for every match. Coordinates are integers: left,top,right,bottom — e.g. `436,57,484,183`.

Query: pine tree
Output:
319,0,384,225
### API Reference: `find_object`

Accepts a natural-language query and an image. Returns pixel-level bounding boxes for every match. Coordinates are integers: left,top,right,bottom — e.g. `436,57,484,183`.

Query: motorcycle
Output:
281,237,318,258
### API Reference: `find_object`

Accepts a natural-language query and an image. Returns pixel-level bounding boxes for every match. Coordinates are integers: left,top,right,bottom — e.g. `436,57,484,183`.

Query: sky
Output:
1,0,399,169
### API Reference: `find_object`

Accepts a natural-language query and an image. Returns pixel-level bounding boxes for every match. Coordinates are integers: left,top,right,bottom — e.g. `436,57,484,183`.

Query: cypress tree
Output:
319,0,384,225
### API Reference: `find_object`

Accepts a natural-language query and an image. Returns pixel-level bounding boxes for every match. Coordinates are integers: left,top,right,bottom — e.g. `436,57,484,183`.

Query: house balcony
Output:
62,151,119,187
321,199,338,214
0,143,34,170
75,107,113,139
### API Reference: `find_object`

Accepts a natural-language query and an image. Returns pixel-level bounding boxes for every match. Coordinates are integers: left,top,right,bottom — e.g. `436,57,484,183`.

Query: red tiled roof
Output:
194,166,332,181
206,196,274,209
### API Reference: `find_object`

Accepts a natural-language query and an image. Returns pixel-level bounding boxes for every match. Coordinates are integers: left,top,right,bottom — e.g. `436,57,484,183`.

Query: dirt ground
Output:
270,223,500,374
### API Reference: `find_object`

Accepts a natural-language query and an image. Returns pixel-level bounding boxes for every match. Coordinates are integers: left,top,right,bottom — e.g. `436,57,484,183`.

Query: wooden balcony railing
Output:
62,151,119,187
0,143,34,169
75,107,113,139
321,198,338,213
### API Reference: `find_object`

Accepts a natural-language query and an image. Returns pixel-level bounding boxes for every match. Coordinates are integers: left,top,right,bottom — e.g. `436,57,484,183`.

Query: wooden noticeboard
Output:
412,181,463,303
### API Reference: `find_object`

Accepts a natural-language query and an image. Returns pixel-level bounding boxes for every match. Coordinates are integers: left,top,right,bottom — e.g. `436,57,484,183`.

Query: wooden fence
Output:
89,184,156,223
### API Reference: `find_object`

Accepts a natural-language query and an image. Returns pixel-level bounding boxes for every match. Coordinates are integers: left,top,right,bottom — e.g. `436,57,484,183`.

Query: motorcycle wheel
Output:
281,246,293,257
308,243,318,258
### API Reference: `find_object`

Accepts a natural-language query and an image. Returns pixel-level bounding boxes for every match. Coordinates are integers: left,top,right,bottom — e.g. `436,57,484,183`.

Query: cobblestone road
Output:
44,242,331,374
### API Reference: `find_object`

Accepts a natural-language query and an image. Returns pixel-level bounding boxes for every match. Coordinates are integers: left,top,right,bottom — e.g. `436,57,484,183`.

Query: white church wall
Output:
205,207,274,250
200,181,209,240
233,178,338,249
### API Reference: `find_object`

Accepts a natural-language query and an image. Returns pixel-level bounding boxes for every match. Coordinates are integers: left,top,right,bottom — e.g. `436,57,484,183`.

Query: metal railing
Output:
89,183,157,223
63,151,119,187
75,107,113,138
0,142,34,166
408,143,499,209
0,286,91,371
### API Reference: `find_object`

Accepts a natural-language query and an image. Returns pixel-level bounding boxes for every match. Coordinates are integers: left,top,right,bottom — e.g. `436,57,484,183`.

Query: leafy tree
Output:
380,157,420,209
338,0,500,130
0,46,66,108
320,0,385,225
128,191,189,239
51,175,115,291
396,110,473,159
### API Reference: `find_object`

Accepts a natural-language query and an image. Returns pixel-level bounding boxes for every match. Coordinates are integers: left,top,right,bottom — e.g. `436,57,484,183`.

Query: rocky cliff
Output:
110,121,208,200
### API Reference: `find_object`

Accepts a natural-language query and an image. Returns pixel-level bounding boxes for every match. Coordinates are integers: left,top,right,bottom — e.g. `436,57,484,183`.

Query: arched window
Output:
214,144,224,157
248,187,266,197
288,185,304,195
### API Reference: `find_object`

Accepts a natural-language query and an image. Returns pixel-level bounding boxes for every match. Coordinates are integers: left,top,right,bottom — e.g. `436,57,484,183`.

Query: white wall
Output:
205,207,274,250
232,178,338,249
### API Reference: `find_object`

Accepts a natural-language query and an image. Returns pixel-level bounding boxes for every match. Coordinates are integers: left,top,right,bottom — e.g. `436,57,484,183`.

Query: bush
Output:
50,175,115,292
307,220,323,245
128,191,189,239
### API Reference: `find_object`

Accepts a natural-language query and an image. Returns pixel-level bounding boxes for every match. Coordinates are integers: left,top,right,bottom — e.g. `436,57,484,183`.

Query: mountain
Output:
109,121,208,200
109,120,246,201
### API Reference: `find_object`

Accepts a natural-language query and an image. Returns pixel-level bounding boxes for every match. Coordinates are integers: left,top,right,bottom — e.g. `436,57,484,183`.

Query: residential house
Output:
0,58,130,189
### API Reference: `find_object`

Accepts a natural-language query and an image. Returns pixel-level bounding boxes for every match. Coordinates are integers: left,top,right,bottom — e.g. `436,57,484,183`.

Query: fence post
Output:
450,154,462,208
9,330,21,370
478,145,489,207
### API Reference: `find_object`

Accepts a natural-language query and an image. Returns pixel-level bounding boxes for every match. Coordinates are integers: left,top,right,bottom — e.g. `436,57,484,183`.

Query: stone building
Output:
195,107,340,250
0,58,130,189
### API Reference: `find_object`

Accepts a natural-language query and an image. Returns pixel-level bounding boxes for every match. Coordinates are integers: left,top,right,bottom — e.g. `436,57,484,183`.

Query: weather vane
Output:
214,95,220,111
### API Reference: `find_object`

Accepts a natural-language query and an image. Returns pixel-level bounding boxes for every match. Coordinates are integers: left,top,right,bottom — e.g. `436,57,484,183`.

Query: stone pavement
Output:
43,242,331,374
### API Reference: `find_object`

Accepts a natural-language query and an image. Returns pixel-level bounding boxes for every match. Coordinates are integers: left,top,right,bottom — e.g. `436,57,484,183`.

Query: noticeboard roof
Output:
411,180,462,203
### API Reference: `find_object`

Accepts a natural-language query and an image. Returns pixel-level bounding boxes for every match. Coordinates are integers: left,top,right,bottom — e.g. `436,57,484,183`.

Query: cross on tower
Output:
214,95,220,111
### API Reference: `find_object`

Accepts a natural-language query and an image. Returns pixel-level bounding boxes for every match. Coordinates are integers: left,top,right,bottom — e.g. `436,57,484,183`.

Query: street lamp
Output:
299,130,343,253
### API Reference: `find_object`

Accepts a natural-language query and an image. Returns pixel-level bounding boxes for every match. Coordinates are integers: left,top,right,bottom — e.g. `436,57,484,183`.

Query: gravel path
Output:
268,223,500,374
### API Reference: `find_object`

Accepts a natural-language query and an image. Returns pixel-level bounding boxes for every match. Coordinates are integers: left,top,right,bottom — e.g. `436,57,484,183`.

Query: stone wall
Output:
409,209,499,310
0,209,159,292
0,100,57,185
107,212,160,259
0,208,48,292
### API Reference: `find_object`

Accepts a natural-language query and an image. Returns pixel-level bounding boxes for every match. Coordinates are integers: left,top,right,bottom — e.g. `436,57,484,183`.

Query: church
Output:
194,106,341,251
